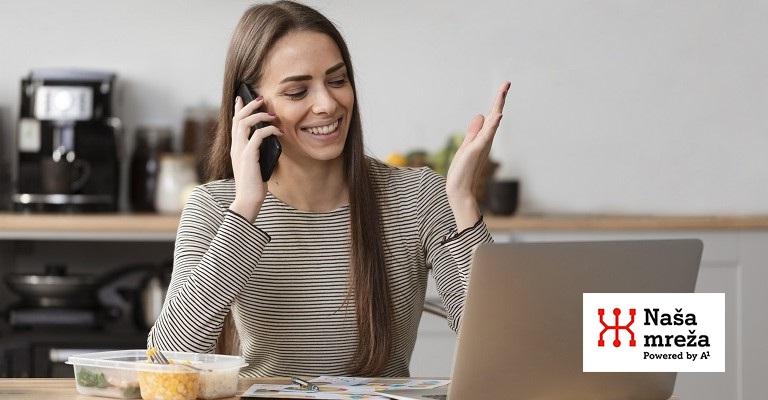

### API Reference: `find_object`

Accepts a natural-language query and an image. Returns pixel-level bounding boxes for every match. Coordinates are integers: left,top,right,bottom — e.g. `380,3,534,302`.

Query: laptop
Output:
380,239,703,400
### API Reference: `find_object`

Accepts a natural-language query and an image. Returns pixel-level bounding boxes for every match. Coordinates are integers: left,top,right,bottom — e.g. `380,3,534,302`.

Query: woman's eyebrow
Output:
279,62,346,84
325,62,346,75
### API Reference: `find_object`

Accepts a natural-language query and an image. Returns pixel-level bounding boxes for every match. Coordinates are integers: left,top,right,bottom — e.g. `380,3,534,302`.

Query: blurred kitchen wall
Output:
1,0,765,215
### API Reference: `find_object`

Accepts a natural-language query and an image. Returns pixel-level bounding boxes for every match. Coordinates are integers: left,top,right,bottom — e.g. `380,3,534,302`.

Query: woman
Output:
148,0,510,377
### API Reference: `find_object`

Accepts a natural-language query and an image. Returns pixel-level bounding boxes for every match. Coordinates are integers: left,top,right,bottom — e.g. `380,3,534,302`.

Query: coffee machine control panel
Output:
34,86,94,121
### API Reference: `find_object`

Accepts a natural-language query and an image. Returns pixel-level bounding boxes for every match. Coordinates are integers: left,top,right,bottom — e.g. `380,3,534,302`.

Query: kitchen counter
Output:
1,212,767,241
484,214,768,231
0,213,180,241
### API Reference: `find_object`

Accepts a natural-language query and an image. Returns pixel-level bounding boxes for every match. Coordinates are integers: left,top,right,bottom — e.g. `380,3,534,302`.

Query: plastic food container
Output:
67,350,145,399
137,366,198,400
67,350,247,400
140,351,247,400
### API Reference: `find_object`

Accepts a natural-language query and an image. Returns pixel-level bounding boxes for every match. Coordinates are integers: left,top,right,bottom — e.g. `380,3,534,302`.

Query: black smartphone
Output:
237,82,282,181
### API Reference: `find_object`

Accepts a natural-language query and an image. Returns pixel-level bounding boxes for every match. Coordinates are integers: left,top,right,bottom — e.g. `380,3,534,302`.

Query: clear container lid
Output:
67,349,246,372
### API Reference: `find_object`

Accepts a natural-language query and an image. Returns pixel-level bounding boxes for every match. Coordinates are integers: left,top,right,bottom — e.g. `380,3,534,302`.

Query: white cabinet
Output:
409,229,768,400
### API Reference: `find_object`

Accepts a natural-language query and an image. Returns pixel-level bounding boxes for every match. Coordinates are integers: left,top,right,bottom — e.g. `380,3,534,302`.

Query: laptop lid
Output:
443,238,703,400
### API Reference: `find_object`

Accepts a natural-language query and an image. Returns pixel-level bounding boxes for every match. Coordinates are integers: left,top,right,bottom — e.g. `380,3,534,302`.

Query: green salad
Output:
76,367,141,398
76,368,109,388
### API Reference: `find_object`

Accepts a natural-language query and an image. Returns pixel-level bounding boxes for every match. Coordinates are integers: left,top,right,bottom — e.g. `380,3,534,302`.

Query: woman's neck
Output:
267,157,349,212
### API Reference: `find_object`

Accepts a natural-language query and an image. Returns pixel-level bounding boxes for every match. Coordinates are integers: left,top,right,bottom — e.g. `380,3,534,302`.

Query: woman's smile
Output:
302,118,341,136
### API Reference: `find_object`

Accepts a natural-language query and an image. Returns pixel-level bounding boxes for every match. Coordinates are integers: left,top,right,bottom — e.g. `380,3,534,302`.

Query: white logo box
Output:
583,293,724,372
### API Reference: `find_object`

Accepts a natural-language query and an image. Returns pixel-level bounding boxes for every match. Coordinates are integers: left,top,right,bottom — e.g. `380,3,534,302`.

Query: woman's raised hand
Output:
445,81,510,230
228,95,280,222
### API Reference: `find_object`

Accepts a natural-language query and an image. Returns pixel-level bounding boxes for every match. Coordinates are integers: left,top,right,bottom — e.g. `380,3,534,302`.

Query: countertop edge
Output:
484,214,768,231
2,213,768,239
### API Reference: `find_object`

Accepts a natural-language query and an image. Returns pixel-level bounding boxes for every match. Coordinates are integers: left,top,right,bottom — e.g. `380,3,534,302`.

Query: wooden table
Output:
0,377,683,399
0,377,292,400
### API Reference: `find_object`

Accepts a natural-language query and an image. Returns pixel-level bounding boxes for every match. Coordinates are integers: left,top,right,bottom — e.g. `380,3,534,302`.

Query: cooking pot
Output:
5,265,100,308
4,263,160,309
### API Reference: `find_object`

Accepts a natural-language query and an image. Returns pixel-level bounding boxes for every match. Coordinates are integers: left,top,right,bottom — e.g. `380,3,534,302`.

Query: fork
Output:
148,348,208,372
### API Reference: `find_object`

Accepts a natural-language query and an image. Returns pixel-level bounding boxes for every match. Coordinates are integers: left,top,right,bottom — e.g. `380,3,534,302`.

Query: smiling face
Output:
257,30,354,168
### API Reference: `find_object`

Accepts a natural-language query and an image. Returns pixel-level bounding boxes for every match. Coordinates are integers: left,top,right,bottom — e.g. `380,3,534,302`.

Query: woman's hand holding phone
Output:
229,86,281,223
237,83,282,182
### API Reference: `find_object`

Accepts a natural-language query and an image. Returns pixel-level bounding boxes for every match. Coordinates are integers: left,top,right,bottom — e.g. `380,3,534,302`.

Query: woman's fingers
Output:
242,113,277,138
476,82,510,140
234,94,263,116
230,94,278,169
450,82,511,183
232,95,265,139
464,82,510,145
247,125,282,152
463,114,485,144
490,81,511,116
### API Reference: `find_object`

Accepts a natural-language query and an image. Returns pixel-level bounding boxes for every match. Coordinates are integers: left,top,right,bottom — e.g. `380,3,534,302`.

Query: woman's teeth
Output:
304,120,339,135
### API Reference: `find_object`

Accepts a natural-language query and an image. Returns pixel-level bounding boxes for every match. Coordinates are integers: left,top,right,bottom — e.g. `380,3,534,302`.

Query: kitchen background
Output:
0,0,765,216
0,0,767,391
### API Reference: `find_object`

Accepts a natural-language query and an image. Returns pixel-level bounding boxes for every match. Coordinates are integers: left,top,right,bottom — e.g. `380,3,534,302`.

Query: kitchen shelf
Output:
484,214,768,231
0,213,180,241
2,212,767,242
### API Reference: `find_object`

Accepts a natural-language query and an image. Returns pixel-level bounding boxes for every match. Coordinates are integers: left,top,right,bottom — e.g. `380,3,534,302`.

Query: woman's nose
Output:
311,88,338,115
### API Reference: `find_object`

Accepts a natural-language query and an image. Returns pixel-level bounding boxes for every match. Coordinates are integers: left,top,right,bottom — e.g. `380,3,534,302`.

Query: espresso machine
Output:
13,69,122,212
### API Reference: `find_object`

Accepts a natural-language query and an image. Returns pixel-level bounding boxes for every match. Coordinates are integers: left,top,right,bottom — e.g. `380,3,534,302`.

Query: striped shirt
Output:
147,159,493,377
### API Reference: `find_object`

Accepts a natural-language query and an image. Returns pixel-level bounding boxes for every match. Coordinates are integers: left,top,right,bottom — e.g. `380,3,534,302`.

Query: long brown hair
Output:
206,1,392,376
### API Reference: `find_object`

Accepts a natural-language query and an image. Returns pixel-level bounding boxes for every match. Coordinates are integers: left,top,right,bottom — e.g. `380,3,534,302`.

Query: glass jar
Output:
182,104,217,181
130,127,172,212
154,153,199,214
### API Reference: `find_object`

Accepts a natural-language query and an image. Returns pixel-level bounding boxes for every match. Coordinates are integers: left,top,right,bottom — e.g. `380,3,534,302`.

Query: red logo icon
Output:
598,308,636,347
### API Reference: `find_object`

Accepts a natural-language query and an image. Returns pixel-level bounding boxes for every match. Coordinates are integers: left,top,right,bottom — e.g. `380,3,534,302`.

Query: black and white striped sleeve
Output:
416,168,493,332
147,185,270,353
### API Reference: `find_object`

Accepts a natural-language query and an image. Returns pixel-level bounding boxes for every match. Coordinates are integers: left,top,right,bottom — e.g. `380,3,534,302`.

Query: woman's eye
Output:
329,77,348,87
286,90,307,100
